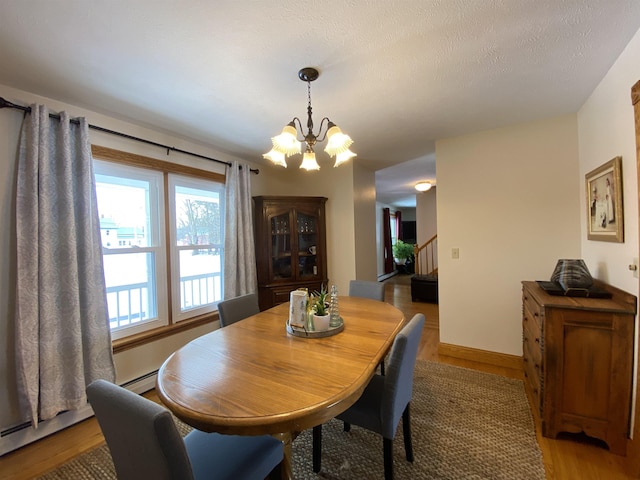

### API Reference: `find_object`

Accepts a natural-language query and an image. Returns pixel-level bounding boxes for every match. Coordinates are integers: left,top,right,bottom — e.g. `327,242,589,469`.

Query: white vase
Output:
394,257,407,266
313,314,330,332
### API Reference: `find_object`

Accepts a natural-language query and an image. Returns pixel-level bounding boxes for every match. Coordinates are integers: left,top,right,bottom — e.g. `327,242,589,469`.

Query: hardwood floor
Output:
0,274,636,479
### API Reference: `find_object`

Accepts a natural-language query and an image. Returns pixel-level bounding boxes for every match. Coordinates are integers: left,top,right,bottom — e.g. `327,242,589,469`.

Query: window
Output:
93,147,225,342
168,175,224,322
390,212,398,246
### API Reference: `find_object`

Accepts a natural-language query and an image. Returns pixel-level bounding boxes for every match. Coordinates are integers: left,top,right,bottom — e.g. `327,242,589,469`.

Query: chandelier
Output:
263,67,356,170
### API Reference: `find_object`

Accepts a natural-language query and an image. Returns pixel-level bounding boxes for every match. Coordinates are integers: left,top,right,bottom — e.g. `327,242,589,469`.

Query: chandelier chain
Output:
306,80,314,137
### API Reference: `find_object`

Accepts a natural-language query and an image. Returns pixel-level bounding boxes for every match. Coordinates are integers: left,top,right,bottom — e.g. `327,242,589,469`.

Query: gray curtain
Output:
14,105,115,426
223,161,257,299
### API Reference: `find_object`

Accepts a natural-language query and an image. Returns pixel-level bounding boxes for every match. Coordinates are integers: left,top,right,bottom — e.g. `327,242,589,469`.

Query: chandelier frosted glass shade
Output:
300,150,320,171
324,124,354,156
271,123,302,156
334,149,357,168
263,67,355,170
262,148,287,168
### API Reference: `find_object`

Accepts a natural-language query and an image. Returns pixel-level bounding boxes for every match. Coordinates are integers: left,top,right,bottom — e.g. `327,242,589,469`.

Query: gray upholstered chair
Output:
349,279,387,373
217,292,260,328
349,279,385,302
312,313,425,480
86,379,283,480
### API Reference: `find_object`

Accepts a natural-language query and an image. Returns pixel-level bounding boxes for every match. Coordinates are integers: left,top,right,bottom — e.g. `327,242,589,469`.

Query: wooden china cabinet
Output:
253,196,328,311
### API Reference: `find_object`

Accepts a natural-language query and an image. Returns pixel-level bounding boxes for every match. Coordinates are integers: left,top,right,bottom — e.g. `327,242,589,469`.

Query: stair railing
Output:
414,234,438,276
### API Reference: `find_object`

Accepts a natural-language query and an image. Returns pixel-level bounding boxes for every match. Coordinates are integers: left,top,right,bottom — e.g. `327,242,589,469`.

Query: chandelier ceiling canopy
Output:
263,67,356,171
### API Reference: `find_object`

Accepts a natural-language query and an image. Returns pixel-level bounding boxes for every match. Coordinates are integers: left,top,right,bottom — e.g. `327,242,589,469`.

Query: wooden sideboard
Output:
522,280,636,455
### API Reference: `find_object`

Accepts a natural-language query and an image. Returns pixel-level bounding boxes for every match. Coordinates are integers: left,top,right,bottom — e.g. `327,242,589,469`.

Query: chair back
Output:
87,379,194,480
218,293,260,327
348,280,385,302
381,313,425,438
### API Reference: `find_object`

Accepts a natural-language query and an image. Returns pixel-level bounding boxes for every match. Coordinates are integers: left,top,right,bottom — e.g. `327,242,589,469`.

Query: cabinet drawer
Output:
523,317,543,368
522,296,542,334
523,342,542,412
271,287,294,306
261,281,326,309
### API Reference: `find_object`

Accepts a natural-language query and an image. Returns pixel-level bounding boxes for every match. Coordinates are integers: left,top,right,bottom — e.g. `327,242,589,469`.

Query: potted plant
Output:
311,285,330,331
392,239,414,266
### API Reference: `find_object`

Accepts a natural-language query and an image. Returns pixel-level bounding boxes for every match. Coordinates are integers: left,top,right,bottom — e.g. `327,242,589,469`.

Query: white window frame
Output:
94,160,169,340
168,174,225,322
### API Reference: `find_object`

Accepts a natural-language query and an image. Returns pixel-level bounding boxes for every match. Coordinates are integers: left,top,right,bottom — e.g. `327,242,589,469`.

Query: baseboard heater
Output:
0,370,158,457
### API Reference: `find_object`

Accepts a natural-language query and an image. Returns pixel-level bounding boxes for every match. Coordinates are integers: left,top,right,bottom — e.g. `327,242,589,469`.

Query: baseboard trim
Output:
438,343,522,371
0,371,157,456
377,271,398,282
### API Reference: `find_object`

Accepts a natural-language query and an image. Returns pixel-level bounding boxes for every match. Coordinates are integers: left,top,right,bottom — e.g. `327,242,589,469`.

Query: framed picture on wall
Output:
586,156,623,242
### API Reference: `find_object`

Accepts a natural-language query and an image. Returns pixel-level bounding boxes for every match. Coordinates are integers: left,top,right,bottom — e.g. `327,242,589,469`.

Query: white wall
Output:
416,187,437,245
577,26,640,433
436,114,581,355
353,163,378,281
400,208,416,221
415,187,438,273
578,28,640,294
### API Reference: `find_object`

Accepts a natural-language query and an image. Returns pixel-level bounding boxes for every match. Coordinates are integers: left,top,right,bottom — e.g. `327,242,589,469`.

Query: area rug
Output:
38,361,546,479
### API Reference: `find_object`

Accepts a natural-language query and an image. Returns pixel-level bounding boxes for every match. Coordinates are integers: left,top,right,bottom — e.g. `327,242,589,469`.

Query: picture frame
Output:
586,156,623,242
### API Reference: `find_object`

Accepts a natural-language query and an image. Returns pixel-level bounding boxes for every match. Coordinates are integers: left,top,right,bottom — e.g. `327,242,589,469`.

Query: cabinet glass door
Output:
297,212,318,278
270,213,292,279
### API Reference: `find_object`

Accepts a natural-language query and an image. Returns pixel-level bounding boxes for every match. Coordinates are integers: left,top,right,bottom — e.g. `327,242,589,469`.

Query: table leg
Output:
272,431,298,480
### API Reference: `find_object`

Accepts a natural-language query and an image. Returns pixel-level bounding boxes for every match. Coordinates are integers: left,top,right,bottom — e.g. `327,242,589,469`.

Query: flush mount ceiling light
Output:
415,182,432,192
263,67,356,171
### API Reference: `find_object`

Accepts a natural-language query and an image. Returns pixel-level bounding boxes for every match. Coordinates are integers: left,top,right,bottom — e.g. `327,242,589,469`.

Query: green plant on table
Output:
312,285,329,316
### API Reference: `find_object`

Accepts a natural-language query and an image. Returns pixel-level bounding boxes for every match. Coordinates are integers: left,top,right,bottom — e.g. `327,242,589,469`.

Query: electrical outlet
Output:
452,248,460,259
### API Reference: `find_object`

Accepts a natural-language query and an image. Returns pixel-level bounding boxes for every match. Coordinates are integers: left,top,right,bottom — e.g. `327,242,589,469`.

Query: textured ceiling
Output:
1,1,639,207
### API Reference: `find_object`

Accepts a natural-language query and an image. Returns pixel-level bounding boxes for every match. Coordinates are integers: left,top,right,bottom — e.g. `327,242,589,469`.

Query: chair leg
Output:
380,359,386,375
402,403,414,462
343,421,351,432
383,437,394,480
267,461,282,480
312,425,322,473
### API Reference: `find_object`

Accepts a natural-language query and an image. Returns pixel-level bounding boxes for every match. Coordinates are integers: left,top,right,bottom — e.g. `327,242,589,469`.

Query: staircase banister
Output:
414,234,437,276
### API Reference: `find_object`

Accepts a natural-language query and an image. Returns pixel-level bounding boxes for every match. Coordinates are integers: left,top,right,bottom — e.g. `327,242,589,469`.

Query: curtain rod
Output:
0,97,259,174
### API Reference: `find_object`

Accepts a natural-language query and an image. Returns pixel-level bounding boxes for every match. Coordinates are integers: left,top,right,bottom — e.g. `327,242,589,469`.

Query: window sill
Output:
112,312,219,354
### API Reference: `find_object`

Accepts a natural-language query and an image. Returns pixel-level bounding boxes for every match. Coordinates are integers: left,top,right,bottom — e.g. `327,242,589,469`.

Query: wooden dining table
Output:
156,296,405,479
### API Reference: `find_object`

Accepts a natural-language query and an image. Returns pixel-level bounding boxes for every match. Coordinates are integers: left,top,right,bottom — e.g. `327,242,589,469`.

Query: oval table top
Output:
156,296,405,436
